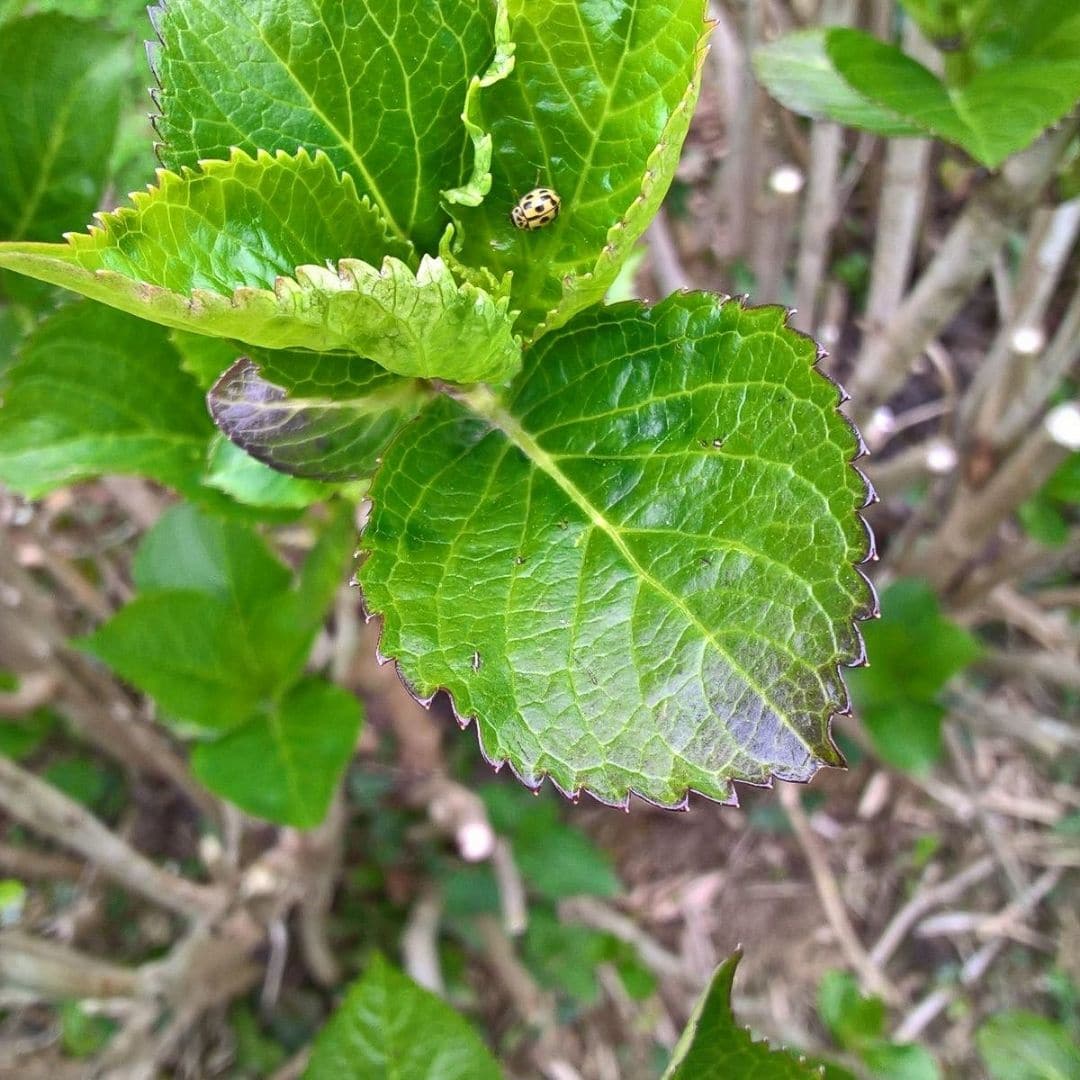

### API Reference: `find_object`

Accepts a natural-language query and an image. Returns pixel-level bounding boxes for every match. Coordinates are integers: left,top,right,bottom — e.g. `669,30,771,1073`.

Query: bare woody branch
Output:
848,120,1078,424
0,755,222,920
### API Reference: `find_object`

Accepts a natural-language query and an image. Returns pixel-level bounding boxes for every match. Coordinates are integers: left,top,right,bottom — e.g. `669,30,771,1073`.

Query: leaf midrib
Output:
230,4,411,243
458,384,818,759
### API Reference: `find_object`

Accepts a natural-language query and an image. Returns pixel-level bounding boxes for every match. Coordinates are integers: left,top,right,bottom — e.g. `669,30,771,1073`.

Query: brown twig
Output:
0,754,222,920
778,783,902,1004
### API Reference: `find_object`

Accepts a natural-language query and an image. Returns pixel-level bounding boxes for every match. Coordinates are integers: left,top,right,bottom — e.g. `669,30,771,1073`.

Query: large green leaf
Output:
0,150,521,384
0,302,214,497
359,295,873,807
0,14,128,243
193,677,361,828
450,0,710,341
207,353,430,481
664,952,855,1079
304,954,503,1080
150,0,504,254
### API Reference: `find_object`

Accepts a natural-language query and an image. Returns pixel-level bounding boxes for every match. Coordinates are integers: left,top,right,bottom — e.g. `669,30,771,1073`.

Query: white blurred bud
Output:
1044,402,1080,450
1010,325,1045,355
926,439,958,474
457,821,496,863
769,164,805,196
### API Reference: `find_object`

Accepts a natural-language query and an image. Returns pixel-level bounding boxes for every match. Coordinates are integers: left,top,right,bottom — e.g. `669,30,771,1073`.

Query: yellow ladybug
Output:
511,187,561,230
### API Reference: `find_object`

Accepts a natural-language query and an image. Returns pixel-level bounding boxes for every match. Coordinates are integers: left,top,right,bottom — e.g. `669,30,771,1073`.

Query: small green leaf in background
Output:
304,953,503,1080
847,579,981,774
0,878,26,926
818,970,886,1048
193,678,361,829
1019,453,1079,547
0,302,214,498
663,952,856,1079
0,694,56,759
44,756,125,819
360,295,873,807
818,971,939,1080
976,1010,1080,1080
204,438,340,511
133,502,290,608
82,504,360,826
0,14,128,243
230,1004,288,1079
754,6,1080,169
59,1000,117,1059
207,354,430,482
480,783,620,901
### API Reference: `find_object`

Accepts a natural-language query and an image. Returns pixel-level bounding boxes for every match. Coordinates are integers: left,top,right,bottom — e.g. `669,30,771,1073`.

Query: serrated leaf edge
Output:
527,12,713,345
442,0,516,208
357,294,878,813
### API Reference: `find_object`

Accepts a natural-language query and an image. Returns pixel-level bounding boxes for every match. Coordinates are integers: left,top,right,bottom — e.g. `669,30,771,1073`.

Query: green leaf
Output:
0,301,214,497
59,1000,117,1059
827,28,1080,169
151,0,501,254
976,1011,1080,1080
860,1043,940,1080
205,437,339,509
664,951,856,1079
0,150,522,384
133,503,291,609
449,0,710,340
847,579,981,774
0,703,55,760
79,590,282,731
207,355,430,482
193,677,361,827
0,878,26,925
0,14,128,242
753,30,926,138
818,970,886,1050
360,295,873,807
755,25,1080,169
441,0,515,209
304,953,503,1080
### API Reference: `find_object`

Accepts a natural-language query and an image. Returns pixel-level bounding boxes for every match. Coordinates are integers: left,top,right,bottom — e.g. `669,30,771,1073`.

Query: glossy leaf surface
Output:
151,0,499,253
0,151,520,383
450,0,710,340
359,295,873,807
304,954,502,1080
